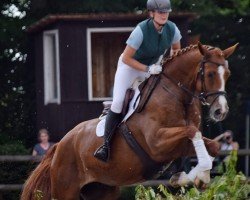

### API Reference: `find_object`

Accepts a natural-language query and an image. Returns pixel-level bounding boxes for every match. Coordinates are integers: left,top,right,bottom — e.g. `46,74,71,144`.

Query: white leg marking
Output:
192,132,212,171
218,66,227,112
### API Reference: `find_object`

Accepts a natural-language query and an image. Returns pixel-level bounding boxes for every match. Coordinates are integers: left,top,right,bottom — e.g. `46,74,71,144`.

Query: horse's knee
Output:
186,126,199,138
204,138,220,157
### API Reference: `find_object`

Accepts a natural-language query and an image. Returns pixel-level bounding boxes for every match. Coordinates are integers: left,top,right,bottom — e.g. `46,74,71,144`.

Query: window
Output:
43,30,61,105
87,27,133,101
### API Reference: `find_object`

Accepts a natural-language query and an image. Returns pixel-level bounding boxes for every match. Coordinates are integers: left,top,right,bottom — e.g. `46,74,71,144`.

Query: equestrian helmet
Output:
147,0,172,12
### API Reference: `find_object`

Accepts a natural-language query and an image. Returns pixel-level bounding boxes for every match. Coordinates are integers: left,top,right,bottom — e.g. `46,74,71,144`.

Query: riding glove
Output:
147,64,162,75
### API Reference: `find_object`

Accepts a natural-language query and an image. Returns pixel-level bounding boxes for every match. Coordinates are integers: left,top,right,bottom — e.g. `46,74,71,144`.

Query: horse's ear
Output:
197,41,209,56
223,43,239,58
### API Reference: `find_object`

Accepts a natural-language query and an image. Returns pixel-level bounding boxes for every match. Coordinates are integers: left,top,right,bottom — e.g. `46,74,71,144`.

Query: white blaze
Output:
218,66,227,112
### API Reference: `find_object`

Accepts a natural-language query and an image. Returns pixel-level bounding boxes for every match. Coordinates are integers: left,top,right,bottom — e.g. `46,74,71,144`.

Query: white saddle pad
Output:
96,84,141,137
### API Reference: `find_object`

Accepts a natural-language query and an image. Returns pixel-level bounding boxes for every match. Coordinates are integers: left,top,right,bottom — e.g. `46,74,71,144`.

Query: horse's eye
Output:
207,72,215,78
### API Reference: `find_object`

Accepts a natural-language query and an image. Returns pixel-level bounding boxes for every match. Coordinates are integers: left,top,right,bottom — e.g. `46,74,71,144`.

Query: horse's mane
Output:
161,44,215,65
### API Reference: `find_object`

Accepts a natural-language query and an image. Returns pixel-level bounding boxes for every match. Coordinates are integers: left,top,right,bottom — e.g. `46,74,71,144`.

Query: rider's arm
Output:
170,41,181,56
170,25,182,56
123,26,148,72
32,149,38,156
122,45,148,72
213,133,226,141
232,142,239,150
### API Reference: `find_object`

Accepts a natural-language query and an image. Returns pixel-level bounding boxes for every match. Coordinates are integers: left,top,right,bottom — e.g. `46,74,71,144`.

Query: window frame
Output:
86,27,134,101
43,29,61,105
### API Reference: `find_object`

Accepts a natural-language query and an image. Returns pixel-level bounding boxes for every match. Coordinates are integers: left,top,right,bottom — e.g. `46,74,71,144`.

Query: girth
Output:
119,123,170,180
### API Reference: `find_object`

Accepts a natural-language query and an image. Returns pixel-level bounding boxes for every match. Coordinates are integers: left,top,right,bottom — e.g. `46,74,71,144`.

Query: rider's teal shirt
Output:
126,19,181,66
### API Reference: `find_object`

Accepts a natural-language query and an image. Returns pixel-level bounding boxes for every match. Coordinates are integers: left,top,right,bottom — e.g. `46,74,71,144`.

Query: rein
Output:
161,58,227,107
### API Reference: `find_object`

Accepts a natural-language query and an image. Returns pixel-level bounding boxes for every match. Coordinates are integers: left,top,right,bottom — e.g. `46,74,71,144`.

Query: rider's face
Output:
151,11,169,25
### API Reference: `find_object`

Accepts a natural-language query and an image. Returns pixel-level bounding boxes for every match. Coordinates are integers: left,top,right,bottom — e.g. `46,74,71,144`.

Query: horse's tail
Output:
21,143,58,200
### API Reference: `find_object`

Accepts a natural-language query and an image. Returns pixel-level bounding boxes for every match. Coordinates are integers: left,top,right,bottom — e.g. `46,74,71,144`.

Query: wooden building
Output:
27,13,196,141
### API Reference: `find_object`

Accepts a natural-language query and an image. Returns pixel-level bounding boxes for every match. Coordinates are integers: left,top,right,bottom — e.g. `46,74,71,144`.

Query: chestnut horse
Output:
21,43,237,200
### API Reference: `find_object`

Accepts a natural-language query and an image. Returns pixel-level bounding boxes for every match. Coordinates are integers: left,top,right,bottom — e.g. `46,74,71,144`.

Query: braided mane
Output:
161,44,215,65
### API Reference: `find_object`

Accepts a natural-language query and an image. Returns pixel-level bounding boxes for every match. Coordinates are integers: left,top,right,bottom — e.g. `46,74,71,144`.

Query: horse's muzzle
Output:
209,96,229,122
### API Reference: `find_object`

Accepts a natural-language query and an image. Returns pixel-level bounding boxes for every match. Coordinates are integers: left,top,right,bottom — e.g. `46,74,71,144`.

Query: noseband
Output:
197,59,227,106
161,58,227,107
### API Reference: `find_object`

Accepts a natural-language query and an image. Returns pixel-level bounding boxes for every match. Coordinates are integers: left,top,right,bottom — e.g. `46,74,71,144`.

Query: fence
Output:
0,150,250,191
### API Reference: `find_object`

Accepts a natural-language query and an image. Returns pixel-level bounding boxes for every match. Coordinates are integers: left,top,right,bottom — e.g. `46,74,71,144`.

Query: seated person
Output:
32,129,54,156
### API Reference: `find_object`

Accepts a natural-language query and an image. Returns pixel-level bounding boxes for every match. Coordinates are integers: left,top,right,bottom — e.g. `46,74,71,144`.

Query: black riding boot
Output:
94,110,122,162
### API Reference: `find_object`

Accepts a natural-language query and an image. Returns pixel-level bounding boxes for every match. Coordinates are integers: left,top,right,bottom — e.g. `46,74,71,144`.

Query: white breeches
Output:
111,54,149,113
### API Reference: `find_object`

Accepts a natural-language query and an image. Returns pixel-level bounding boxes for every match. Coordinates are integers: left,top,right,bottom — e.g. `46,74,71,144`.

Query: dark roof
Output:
27,12,197,33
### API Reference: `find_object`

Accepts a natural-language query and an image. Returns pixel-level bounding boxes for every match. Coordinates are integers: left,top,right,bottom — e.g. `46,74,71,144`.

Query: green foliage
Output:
34,190,43,200
0,142,29,155
172,0,250,16
0,0,36,146
0,132,33,200
27,0,250,19
0,133,30,155
135,151,250,200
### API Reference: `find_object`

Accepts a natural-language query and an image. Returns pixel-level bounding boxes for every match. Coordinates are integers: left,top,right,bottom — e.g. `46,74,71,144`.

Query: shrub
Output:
135,151,250,200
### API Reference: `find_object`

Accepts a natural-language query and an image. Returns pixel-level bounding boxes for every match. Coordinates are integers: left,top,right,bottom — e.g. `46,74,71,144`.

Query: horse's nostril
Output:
215,109,221,116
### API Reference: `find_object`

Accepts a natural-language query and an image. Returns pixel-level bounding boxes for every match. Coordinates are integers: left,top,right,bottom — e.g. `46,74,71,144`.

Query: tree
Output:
0,0,36,145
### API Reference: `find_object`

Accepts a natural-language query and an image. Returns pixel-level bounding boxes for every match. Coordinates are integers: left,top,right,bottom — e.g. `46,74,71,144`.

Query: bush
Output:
0,133,30,155
0,143,30,155
135,151,250,200
0,134,35,200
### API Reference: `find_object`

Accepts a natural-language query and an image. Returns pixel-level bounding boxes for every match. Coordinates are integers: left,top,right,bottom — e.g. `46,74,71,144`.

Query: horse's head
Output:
196,42,238,122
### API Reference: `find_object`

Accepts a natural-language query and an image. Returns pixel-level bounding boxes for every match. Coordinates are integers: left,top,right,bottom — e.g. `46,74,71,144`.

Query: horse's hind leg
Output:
80,182,120,200
50,142,81,199
51,163,81,200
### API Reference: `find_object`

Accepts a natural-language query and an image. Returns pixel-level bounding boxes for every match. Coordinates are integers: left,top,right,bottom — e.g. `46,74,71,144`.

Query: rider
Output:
94,0,182,162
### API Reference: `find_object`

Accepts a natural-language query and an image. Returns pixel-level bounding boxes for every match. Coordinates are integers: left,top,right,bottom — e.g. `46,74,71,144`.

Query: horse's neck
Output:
164,50,202,87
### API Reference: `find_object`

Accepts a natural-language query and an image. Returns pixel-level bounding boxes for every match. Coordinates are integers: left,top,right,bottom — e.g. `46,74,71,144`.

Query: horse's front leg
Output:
147,126,212,187
171,136,220,188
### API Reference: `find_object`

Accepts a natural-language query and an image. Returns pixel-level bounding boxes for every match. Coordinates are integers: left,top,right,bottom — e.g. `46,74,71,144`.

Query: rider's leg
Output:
110,56,149,113
94,55,148,162
94,110,122,162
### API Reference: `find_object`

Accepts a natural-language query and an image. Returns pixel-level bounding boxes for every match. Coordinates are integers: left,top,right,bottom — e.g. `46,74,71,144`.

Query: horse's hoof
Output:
194,170,210,189
194,178,207,190
197,170,210,184
170,172,192,188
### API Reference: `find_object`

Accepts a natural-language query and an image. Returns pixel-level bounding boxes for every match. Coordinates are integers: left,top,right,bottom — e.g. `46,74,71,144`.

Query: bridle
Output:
161,58,227,107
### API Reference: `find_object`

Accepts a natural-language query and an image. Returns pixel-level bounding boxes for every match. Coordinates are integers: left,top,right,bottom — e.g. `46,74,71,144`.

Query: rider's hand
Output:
147,64,162,75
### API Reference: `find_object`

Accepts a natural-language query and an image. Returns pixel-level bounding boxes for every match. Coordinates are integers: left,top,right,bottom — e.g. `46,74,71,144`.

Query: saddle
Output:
100,74,161,118
101,88,135,119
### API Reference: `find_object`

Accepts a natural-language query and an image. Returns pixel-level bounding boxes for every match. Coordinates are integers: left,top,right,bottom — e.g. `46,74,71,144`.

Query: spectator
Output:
213,130,239,173
214,130,239,151
32,129,54,156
